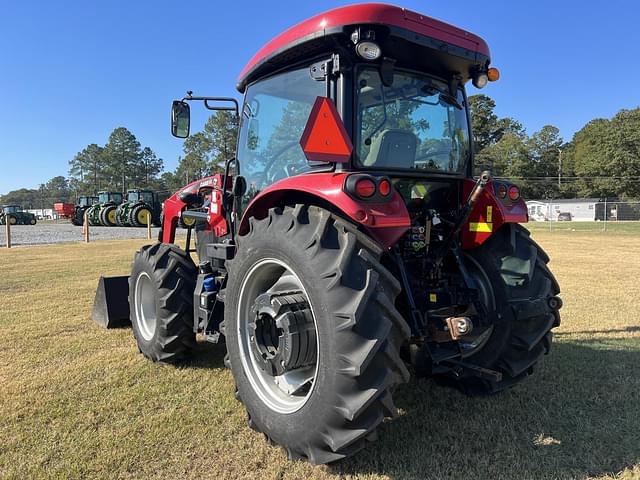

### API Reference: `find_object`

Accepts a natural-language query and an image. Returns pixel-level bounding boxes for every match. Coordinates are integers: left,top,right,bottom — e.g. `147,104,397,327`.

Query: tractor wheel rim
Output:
138,209,150,224
9,217,16,225
108,210,116,224
237,258,319,414
458,255,496,357
134,271,157,341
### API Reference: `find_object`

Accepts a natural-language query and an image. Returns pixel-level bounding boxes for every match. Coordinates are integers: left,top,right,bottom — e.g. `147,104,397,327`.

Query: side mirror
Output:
232,175,247,197
171,100,190,138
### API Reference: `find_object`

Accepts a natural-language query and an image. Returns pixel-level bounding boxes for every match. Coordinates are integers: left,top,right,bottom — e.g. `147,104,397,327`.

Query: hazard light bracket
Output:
309,54,341,81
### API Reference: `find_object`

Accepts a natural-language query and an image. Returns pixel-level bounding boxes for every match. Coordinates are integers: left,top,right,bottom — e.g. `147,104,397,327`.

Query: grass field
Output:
527,221,640,235
1,230,639,479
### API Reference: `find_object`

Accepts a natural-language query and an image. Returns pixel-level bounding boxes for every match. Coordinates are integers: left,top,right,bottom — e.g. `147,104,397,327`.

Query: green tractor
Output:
115,189,164,227
86,191,123,226
71,196,99,226
0,205,37,225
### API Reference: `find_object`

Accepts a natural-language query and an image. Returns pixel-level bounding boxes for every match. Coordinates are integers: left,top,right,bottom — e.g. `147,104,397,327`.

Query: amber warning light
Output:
300,96,353,163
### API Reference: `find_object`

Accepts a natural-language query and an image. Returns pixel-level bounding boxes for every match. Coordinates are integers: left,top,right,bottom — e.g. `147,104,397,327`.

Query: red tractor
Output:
126,4,561,464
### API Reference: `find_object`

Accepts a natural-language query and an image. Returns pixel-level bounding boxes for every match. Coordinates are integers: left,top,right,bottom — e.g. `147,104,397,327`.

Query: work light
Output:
356,41,381,60
472,72,489,89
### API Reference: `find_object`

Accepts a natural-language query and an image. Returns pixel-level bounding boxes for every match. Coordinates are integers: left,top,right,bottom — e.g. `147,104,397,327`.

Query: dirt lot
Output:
0,230,639,479
0,223,162,246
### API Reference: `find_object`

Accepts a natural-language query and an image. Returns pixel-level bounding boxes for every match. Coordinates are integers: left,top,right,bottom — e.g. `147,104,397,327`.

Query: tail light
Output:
378,178,391,197
344,175,393,201
355,178,376,198
508,185,520,201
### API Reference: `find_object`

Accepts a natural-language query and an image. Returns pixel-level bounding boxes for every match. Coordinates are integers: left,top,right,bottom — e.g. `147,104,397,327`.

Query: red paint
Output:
53,203,75,218
300,97,353,163
461,180,528,249
238,3,490,89
161,175,229,244
239,173,410,249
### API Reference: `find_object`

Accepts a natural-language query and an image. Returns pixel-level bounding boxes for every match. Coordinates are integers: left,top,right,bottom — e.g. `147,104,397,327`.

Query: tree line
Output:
470,95,640,199
1,98,638,208
0,114,238,209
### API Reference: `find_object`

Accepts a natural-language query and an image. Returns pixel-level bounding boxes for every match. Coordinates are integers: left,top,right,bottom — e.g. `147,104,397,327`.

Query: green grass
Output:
1,232,639,479
526,221,640,235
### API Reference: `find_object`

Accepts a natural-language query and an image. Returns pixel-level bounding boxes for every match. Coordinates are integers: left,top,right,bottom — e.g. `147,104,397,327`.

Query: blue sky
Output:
1,1,638,194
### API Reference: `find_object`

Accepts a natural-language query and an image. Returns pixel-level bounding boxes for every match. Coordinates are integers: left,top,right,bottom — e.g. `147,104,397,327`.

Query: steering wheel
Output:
415,147,453,170
262,140,302,183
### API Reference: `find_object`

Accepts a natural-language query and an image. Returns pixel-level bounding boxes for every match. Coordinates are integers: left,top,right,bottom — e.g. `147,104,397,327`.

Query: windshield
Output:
356,68,470,173
4,206,19,213
127,192,139,202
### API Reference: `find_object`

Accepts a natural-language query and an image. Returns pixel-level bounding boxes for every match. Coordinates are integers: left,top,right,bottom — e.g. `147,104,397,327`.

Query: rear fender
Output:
161,175,229,244
239,173,410,249
461,179,528,249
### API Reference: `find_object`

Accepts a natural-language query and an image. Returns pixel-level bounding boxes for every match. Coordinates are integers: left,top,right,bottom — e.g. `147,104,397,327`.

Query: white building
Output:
526,199,600,221
26,208,59,220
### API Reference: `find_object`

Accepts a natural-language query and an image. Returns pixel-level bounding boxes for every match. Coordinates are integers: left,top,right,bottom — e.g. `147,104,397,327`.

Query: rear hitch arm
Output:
433,171,492,261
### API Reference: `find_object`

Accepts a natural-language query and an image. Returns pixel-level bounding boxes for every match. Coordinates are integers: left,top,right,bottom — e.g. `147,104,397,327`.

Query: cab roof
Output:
237,3,490,92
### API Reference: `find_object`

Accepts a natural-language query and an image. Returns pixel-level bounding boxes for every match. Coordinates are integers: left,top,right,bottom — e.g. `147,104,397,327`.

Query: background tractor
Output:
72,196,99,225
106,3,562,464
87,191,123,226
115,189,165,227
0,205,37,225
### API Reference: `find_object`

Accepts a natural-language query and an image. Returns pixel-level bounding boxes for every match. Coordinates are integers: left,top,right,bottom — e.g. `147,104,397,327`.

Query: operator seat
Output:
363,129,418,168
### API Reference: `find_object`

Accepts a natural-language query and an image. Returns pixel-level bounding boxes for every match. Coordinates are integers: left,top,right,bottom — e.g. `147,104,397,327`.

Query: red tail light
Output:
355,178,376,198
508,185,520,201
378,179,391,196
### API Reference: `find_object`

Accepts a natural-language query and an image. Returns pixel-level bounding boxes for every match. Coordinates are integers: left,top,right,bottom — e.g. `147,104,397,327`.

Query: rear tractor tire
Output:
445,224,561,394
115,205,128,227
224,205,411,464
87,206,101,226
129,243,197,363
130,204,152,227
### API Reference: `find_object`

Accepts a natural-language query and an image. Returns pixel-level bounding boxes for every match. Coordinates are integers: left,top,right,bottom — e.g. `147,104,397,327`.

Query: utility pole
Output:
557,147,563,189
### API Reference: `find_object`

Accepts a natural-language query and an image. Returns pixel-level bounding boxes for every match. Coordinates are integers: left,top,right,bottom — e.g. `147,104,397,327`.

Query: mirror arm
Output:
181,92,239,117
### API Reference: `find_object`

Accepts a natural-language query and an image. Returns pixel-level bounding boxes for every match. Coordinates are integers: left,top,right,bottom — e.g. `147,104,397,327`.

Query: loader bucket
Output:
91,276,131,328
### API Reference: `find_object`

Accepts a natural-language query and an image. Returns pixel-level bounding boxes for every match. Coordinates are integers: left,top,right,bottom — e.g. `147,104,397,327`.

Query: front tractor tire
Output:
129,243,197,363
452,224,561,394
224,205,410,464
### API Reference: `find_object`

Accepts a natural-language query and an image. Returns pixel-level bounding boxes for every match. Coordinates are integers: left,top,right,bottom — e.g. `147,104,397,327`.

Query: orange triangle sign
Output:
300,96,353,163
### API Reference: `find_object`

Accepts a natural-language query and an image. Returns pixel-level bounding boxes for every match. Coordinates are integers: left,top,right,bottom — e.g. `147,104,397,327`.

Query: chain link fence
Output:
526,199,640,233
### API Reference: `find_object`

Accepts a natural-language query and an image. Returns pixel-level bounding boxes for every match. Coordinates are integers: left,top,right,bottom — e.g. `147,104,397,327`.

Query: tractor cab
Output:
78,196,98,207
126,189,155,204
2,205,20,214
97,191,123,204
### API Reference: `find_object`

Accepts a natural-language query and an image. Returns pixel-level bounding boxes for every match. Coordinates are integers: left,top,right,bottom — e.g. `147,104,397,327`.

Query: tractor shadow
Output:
332,339,640,480
181,341,227,370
